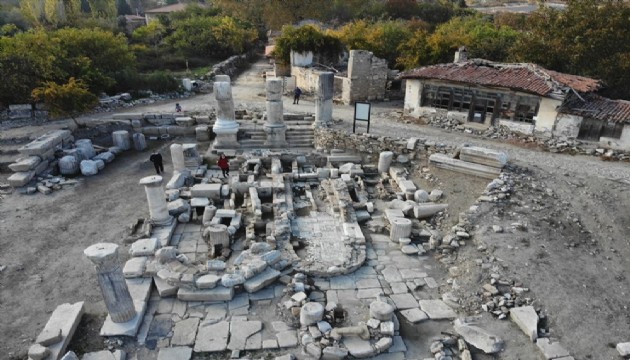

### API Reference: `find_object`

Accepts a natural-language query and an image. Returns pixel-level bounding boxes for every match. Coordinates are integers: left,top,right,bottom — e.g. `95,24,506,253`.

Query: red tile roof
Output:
400,60,602,97
561,93,630,123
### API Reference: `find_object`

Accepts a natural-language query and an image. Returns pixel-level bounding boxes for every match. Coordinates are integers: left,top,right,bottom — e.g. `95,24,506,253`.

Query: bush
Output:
142,71,179,93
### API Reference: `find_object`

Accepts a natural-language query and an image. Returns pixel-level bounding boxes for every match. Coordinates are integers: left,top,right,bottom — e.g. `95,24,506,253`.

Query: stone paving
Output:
293,212,348,268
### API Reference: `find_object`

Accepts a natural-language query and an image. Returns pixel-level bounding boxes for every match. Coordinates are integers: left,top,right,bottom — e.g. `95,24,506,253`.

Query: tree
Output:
132,20,166,56
0,29,63,106
426,15,519,64
511,0,630,99
273,25,343,65
166,15,258,59
116,0,131,15
20,0,81,28
53,27,135,94
31,77,98,127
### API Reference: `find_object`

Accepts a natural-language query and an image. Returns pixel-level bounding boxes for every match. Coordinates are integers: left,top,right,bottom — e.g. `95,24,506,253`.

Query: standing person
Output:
217,153,229,178
149,151,164,175
293,86,302,104
175,103,182,112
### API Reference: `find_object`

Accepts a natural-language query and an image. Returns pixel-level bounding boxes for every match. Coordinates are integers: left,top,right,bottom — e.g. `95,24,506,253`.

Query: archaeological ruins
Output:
2,52,630,360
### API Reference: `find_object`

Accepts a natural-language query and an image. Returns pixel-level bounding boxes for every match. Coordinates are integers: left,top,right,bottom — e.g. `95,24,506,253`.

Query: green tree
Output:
20,0,81,28
132,20,166,56
167,15,258,59
273,25,343,65
31,77,98,127
53,27,135,94
0,29,63,105
511,0,630,99
426,15,519,63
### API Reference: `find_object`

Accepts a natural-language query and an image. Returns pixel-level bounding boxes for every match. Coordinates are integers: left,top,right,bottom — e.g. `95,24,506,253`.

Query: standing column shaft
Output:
84,243,136,323
112,131,131,151
170,143,185,173
264,78,287,147
378,151,394,173
139,175,171,225
314,72,334,127
212,79,240,149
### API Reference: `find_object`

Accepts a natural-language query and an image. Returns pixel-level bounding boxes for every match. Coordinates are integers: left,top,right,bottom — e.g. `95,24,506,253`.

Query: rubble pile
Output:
425,115,630,161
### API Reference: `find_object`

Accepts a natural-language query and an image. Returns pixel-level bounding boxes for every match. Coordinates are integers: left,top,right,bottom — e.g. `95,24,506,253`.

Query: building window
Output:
600,122,623,139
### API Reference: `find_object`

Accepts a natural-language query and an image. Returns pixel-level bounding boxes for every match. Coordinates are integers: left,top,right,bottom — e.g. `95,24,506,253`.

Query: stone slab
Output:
617,342,630,357
178,286,234,301
389,293,418,310
418,300,457,320
343,336,376,358
276,330,298,348
100,300,146,337
191,184,222,199
157,347,192,360
171,318,200,346
243,267,280,293
81,350,125,360
399,308,429,324
454,320,504,354
122,257,147,278
228,321,262,350
194,321,230,352
154,276,178,297
536,338,570,359
38,301,84,360
126,277,153,303
8,171,35,187
510,306,538,341
130,238,159,257
9,156,41,172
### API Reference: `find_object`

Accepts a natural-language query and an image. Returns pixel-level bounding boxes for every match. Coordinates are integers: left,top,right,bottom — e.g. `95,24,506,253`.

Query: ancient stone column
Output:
112,131,131,151
378,151,394,173
132,133,147,151
75,139,96,159
170,143,185,173
212,79,240,149
139,175,172,226
264,78,288,148
389,218,412,242
314,72,334,128
84,243,136,323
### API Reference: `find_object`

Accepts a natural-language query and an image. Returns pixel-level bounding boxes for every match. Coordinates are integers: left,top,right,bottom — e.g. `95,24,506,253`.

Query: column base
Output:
151,215,174,227
212,132,240,150
264,125,288,148
100,300,146,337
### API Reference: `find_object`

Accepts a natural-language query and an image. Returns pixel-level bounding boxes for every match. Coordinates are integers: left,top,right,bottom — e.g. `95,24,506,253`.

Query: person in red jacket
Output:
218,153,229,178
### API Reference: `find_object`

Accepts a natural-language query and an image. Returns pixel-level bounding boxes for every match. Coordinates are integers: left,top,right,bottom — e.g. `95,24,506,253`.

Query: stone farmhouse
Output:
400,52,630,150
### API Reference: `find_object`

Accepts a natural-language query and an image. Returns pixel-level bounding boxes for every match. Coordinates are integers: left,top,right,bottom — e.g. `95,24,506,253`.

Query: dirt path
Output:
1,57,629,359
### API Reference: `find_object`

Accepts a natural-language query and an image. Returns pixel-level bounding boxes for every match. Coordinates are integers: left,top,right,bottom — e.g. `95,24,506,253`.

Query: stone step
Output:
286,135,314,141
285,120,314,126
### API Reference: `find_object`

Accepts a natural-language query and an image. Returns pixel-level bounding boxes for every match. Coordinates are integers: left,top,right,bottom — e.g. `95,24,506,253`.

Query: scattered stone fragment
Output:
454,319,504,354
617,342,630,357
536,338,570,359
28,344,50,360
510,306,538,341
369,300,394,321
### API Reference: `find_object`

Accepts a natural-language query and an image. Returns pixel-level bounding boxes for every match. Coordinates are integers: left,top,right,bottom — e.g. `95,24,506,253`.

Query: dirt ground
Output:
1,58,629,359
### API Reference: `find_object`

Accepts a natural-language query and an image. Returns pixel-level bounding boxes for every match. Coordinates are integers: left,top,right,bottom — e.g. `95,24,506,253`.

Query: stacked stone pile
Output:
7,130,73,188
424,114,630,161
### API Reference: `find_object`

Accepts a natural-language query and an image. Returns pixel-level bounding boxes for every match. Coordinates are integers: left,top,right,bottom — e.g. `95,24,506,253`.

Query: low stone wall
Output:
314,128,448,157
210,50,260,80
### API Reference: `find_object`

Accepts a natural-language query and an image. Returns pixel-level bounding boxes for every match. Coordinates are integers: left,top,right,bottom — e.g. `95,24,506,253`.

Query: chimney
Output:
454,46,468,63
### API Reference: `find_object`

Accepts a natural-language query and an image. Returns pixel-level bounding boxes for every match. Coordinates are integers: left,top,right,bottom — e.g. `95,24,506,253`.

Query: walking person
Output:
149,151,164,175
218,153,229,178
175,103,182,112
293,86,302,104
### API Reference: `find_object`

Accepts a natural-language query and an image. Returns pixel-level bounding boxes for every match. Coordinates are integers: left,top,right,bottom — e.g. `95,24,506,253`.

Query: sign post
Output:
353,102,371,134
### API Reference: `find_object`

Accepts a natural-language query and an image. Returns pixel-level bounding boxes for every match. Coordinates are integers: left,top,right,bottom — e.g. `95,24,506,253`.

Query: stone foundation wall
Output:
342,50,389,105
